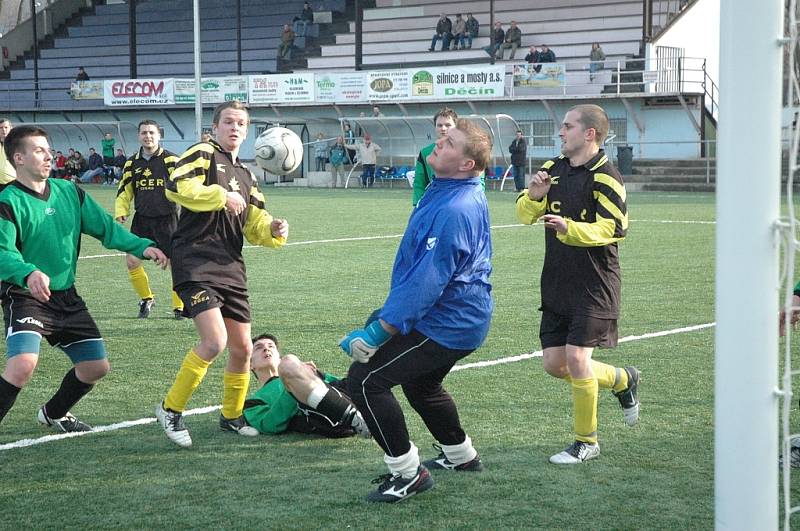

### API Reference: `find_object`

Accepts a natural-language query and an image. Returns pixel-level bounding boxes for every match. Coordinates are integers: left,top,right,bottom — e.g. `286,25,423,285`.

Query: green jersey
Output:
243,373,339,434
0,179,154,290
101,138,115,159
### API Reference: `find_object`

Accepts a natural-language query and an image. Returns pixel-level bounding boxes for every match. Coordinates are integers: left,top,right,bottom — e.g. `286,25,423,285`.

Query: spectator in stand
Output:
465,13,479,49
329,136,349,188
110,148,127,184
428,13,452,52
508,130,527,192
484,22,504,60
589,43,606,81
66,150,87,181
278,24,295,62
451,14,467,50
499,21,523,60
538,44,556,64
293,2,314,37
75,67,89,82
372,105,384,117
353,134,381,188
313,132,329,172
80,147,104,183
53,150,67,179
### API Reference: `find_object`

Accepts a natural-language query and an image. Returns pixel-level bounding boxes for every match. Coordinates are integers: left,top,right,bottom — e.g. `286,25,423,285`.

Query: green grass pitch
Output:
0,186,718,528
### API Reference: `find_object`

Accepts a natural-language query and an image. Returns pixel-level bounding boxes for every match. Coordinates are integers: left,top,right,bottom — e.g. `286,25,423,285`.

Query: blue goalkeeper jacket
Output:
380,176,493,350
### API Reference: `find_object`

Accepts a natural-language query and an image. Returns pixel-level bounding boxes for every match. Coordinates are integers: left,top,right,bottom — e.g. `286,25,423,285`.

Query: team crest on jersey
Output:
216,164,226,173
44,207,55,216
228,177,240,192
190,290,210,307
426,237,437,250
16,316,43,328
143,168,152,177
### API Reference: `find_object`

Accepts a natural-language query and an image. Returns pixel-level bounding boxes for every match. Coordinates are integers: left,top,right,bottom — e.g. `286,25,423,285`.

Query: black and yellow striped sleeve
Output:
165,143,226,212
114,159,135,219
514,158,555,224
558,171,628,247
163,151,179,178
243,181,286,248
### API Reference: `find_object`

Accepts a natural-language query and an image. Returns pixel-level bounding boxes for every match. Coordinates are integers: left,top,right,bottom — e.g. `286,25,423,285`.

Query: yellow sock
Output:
164,349,211,413
572,377,598,444
171,290,184,311
221,370,250,420
128,265,153,300
592,360,628,391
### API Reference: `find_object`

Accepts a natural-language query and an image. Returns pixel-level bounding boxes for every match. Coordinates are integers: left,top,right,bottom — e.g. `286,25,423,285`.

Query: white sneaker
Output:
549,440,600,465
155,403,192,448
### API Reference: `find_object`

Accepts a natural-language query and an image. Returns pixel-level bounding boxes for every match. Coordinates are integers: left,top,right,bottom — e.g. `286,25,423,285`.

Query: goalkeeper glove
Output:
339,320,392,363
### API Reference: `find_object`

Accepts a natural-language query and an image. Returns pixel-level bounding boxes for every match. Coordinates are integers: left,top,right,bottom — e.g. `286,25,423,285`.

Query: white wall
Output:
652,0,720,89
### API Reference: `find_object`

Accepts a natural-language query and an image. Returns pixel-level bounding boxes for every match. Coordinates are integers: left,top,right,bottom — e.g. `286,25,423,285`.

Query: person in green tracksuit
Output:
0,125,168,432
242,333,370,438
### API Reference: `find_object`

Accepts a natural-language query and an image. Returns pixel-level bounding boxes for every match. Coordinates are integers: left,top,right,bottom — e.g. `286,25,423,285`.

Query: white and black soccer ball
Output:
253,127,303,175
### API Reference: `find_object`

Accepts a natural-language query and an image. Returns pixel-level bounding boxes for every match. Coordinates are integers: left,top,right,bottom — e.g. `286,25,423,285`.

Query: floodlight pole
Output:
715,0,782,529
193,0,202,140
128,0,137,78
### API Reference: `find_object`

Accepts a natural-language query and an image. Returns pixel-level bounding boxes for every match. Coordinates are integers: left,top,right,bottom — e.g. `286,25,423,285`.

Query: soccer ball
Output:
254,127,303,175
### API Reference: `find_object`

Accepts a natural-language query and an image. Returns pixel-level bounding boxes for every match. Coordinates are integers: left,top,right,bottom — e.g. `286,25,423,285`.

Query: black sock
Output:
44,368,94,419
0,376,21,424
314,388,358,425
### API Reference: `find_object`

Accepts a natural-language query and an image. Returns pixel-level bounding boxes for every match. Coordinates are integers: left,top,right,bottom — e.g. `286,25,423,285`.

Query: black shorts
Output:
539,310,618,349
2,284,103,358
174,281,250,323
130,213,177,258
289,376,357,438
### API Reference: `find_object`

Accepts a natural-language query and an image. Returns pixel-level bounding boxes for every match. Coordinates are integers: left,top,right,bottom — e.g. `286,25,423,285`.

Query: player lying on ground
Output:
242,333,370,438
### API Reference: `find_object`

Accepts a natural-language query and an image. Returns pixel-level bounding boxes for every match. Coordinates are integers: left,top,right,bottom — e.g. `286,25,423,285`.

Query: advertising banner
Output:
512,63,566,88
174,77,248,104
409,66,506,99
249,73,314,104
103,79,174,106
69,81,104,100
315,72,368,103
366,70,410,101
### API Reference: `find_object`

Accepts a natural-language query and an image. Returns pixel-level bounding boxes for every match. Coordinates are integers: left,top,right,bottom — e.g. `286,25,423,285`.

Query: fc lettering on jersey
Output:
549,201,561,214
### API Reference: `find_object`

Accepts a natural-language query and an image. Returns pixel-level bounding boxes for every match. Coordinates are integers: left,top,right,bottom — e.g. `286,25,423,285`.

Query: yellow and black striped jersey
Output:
0,141,16,185
114,147,178,219
166,139,285,289
515,150,627,318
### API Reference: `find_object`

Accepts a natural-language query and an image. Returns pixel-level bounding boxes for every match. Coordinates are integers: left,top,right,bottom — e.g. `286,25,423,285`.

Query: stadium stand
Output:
0,0,347,109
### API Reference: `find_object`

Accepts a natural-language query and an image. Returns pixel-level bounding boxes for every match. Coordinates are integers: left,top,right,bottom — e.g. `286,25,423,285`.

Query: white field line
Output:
0,322,715,452
78,218,715,260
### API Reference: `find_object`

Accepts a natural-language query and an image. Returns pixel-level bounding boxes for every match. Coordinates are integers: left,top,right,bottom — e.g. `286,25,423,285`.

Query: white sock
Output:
305,382,328,408
383,443,420,479
441,435,478,466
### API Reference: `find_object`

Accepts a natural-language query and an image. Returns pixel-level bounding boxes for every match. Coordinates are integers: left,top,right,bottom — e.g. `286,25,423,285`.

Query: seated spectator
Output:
109,148,127,184
79,147,104,183
53,150,67,179
278,24,295,61
525,45,541,71
483,22,504,59
465,13,479,49
589,42,606,81
452,14,467,50
329,136,349,188
499,21,523,60
66,150,87,181
372,105,384,117
293,2,314,37
75,67,89,81
428,13,452,52
313,132,329,172
538,44,556,63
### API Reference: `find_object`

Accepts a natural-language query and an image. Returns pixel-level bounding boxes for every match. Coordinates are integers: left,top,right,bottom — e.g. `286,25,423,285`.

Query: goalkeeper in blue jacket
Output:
339,118,494,503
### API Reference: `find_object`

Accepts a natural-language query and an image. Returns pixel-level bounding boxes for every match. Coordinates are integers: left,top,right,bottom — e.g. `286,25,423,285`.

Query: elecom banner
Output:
103,79,174,106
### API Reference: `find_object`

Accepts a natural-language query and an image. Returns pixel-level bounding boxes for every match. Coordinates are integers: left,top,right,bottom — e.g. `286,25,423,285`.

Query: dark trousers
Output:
512,164,526,191
361,164,375,187
347,330,474,457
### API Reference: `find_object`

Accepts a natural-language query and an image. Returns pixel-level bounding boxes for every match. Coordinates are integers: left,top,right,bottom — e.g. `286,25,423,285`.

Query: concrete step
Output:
632,166,716,176
625,174,715,183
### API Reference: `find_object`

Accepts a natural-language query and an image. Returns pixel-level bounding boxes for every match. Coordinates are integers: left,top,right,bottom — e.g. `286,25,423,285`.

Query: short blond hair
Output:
568,104,609,146
455,118,492,174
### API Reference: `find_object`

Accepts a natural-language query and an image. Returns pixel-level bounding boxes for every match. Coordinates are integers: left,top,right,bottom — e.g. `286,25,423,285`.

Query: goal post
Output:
715,0,783,528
